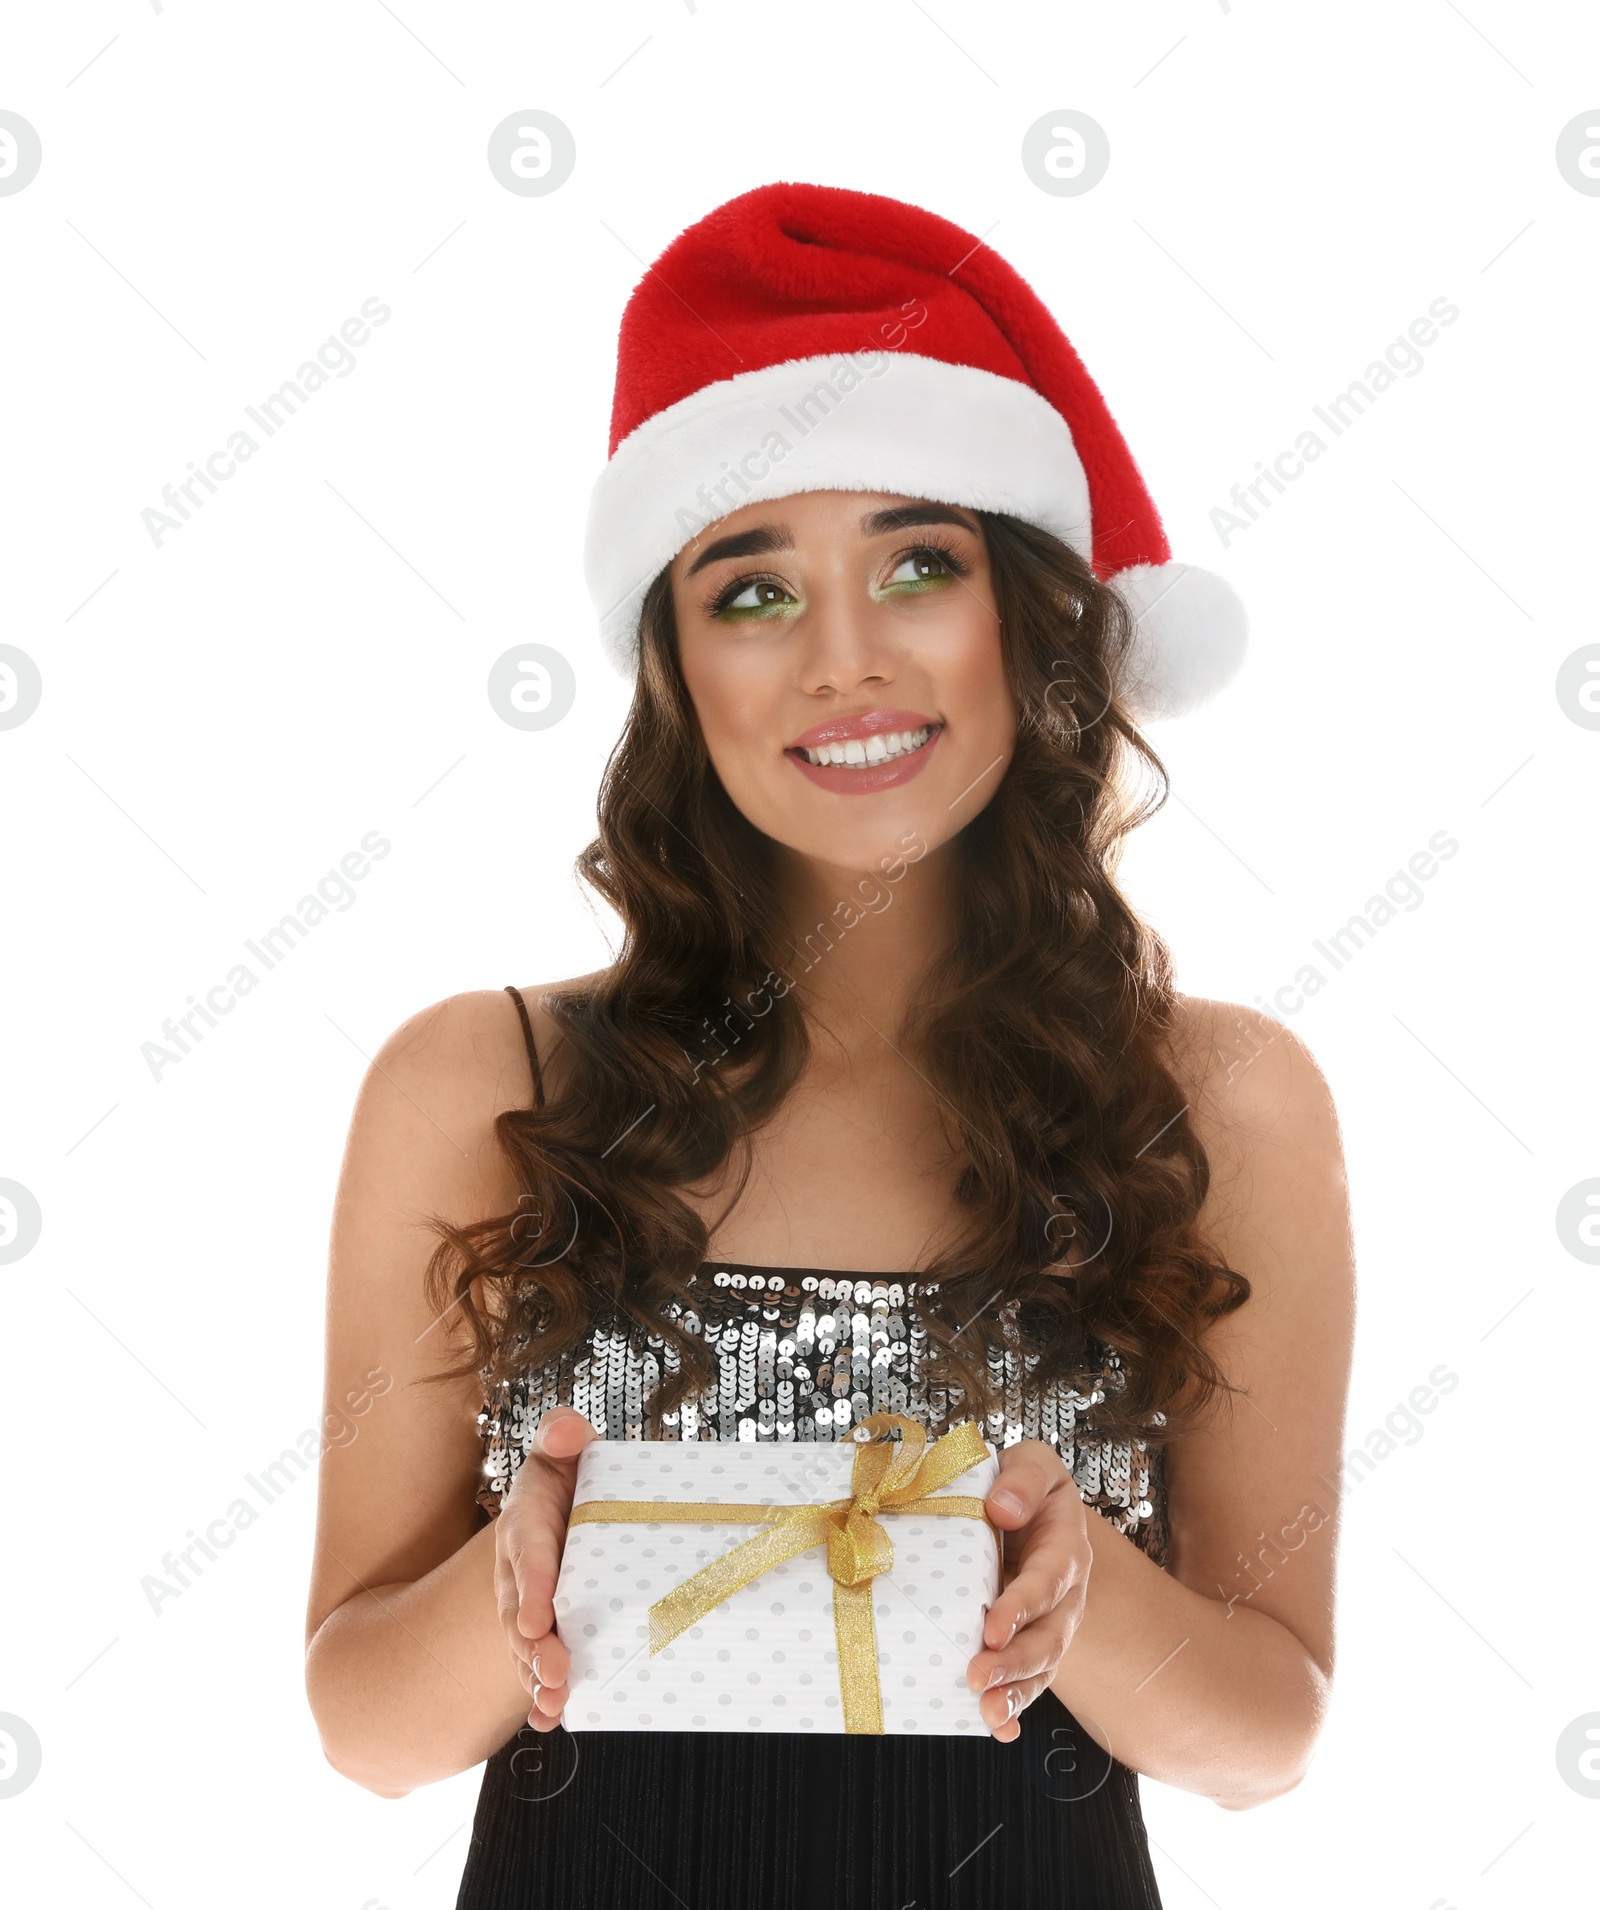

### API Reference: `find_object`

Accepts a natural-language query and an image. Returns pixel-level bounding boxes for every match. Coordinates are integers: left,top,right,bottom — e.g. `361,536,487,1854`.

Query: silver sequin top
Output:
476,1266,1168,1565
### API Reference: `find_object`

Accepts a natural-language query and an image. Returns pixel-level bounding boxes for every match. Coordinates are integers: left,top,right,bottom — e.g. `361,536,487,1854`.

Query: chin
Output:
759,789,950,879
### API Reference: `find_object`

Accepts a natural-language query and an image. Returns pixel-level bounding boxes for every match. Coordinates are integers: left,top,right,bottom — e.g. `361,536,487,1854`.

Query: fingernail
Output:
985,1665,1008,1690
990,1489,1025,1518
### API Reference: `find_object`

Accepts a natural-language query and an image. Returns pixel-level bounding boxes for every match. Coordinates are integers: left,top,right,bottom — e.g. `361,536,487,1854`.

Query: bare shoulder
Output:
354,970,606,1138
307,971,605,1641
508,967,609,1098
365,986,535,1139
330,972,603,1276
1158,994,1349,1255
1162,994,1342,1142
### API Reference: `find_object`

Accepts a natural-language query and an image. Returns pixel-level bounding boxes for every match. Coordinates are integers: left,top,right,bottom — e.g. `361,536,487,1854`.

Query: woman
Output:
304,183,1355,1908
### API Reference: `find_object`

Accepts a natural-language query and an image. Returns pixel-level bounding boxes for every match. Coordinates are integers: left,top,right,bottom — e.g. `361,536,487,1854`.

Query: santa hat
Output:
582,181,1247,723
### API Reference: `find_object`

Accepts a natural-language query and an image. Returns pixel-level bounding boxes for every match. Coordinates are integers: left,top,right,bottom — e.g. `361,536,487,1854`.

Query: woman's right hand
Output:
492,1405,598,1732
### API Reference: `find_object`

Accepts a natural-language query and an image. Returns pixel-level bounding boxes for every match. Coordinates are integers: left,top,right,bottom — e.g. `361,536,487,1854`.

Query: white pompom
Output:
1109,562,1249,723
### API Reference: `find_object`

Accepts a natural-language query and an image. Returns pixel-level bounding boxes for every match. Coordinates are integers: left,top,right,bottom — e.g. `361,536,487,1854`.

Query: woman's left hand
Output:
967,1440,1093,1742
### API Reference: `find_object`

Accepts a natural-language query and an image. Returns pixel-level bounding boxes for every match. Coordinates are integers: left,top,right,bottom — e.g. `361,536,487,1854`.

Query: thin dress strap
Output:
502,984,545,1108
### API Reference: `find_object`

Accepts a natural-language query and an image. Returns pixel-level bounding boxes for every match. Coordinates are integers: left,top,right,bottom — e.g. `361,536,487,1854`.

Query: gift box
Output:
553,1413,1002,1735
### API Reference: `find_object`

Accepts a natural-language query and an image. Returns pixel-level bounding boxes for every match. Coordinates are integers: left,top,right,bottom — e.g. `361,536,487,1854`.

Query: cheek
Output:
678,648,783,782
679,639,737,739
938,617,1014,740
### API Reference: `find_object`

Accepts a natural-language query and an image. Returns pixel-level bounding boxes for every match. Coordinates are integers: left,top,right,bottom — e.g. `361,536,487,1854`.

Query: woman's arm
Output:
970,1002,1356,1808
303,987,553,1797
1063,1002,1355,1806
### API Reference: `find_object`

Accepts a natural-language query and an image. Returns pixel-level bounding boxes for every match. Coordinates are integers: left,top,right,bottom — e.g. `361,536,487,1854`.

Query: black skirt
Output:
454,1686,1163,1908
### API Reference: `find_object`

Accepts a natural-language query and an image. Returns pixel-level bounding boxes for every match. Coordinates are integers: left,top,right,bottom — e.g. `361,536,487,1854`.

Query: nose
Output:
794,581,897,697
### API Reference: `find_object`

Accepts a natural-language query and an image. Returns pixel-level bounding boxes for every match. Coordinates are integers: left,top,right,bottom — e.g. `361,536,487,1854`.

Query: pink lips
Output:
787,707,939,751
785,707,943,797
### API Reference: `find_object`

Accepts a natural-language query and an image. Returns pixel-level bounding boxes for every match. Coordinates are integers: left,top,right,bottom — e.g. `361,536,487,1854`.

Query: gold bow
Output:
568,1413,997,1734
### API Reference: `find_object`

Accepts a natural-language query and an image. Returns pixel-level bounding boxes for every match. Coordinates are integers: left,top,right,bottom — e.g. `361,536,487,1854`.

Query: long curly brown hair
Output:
422,510,1250,1445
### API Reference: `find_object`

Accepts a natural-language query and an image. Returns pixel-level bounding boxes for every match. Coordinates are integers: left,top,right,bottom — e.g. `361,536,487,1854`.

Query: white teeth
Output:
800,725,933,768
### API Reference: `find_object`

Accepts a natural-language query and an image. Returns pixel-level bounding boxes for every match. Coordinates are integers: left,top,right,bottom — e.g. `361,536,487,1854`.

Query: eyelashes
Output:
701,573,781,621
700,535,974,622
889,533,973,586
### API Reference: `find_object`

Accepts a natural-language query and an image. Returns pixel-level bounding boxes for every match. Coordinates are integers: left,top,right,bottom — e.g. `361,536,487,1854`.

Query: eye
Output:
888,550,948,585
708,575,797,620
881,542,968,592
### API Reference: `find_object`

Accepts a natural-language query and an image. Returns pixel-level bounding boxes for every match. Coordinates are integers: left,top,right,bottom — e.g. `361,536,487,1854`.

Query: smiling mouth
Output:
789,724,940,769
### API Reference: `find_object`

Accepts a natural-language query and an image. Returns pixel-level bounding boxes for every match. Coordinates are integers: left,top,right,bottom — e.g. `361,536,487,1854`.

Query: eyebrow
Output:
681,503,983,578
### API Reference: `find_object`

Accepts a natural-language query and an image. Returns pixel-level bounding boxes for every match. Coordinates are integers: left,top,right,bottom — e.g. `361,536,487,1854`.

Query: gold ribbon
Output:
568,1412,997,1734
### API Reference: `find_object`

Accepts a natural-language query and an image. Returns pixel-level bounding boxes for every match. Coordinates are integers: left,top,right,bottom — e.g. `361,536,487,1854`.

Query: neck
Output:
770,840,958,1040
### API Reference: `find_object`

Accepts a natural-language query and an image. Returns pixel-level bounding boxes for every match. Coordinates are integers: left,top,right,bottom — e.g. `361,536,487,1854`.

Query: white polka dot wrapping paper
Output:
554,1432,1002,1734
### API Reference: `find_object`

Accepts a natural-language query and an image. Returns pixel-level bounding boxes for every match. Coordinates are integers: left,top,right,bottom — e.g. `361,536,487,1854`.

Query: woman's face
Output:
669,489,1014,877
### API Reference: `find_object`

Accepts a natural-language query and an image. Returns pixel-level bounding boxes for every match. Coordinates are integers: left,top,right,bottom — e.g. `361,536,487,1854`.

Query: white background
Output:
2,4,1596,1906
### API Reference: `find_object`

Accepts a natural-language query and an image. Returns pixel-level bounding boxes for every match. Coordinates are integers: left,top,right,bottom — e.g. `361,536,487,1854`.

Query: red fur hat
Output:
583,180,1247,722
